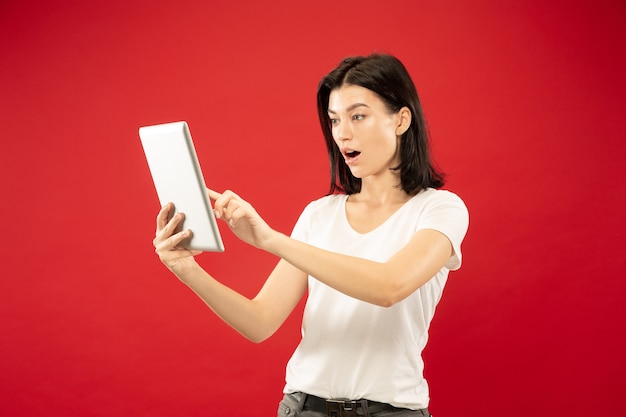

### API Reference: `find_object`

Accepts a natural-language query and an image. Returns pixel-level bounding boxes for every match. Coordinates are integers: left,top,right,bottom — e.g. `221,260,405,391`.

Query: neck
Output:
352,176,410,206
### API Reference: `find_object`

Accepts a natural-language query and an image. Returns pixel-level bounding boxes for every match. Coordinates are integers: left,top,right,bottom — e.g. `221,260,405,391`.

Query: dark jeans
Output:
277,392,431,417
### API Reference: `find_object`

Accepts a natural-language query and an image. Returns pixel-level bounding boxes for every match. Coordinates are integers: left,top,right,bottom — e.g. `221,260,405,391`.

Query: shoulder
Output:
408,188,469,231
301,194,346,215
419,187,465,205
412,188,468,214
290,194,347,240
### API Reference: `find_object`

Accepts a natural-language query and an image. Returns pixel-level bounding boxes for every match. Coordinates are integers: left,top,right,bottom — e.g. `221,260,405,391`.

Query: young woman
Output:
153,53,469,417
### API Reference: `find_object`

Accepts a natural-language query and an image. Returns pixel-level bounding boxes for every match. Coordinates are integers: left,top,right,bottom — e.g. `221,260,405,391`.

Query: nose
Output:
333,119,352,142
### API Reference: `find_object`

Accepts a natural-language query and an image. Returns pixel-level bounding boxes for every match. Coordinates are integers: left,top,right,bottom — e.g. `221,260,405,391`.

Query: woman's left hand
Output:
208,188,275,249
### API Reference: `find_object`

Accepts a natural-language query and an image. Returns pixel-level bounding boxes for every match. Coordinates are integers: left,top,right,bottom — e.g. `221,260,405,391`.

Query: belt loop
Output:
359,399,370,417
296,392,307,412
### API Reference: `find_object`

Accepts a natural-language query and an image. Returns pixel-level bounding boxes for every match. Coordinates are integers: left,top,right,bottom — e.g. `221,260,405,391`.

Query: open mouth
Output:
342,149,361,165
345,150,361,158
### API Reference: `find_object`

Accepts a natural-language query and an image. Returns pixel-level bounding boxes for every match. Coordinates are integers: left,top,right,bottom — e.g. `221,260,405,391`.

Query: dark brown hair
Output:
317,53,445,195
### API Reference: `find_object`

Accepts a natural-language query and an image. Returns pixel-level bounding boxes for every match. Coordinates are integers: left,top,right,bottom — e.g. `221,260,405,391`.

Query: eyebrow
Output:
327,103,370,114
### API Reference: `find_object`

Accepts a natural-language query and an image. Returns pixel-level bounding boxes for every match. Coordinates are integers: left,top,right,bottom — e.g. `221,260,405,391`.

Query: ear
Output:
395,106,412,136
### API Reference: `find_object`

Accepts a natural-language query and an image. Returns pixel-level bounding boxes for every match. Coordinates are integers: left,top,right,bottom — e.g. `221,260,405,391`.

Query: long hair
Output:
317,53,445,195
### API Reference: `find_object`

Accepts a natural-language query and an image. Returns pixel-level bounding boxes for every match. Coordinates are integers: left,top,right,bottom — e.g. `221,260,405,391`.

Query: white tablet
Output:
139,121,224,252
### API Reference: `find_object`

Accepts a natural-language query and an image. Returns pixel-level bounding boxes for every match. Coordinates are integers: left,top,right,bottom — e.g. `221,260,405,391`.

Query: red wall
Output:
1,1,624,416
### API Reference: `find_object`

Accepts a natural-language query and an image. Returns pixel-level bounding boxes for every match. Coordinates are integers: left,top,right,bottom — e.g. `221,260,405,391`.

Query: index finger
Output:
207,188,222,202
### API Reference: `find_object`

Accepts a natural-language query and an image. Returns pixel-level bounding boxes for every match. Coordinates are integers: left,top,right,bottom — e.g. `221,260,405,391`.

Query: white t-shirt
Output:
283,188,469,409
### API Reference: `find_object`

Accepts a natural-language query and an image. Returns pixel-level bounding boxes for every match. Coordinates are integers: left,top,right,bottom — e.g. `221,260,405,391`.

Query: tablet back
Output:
139,121,224,252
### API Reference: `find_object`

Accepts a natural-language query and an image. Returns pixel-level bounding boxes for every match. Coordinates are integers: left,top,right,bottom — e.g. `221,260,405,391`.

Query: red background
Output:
1,1,625,416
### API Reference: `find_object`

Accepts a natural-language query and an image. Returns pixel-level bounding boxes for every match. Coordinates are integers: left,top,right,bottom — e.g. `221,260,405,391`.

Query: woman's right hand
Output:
153,203,203,277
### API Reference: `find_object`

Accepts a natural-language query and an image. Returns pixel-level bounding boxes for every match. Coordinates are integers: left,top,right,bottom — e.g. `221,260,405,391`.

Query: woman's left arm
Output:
210,189,454,307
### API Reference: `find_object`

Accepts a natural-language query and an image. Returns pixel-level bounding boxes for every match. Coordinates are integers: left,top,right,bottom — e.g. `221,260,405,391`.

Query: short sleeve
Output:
416,191,469,271
290,201,314,243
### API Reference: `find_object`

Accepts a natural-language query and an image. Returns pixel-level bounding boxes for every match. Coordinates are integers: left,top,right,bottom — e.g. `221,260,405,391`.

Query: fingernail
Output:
214,210,220,219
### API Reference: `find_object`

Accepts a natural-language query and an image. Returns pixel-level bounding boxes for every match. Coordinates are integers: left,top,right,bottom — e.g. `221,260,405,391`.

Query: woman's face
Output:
328,84,407,180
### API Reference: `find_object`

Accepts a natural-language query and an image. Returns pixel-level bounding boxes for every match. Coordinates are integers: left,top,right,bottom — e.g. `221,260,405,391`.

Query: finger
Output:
227,203,253,228
213,189,241,219
211,190,229,213
227,205,244,227
223,199,240,220
156,202,174,232
155,228,191,253
154,212,184,246
207,188,221,201
222,189,241,200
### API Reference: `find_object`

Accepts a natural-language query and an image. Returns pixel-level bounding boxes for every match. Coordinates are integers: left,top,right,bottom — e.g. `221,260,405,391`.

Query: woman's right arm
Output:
153,203,308,343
